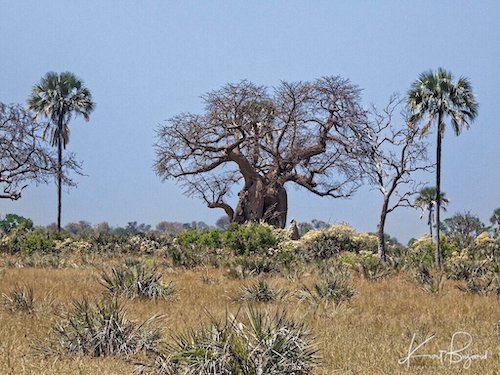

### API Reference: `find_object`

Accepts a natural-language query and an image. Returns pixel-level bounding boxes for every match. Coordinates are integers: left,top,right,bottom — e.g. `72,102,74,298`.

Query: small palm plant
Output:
412,265,446,294
139,307,319,374
49,298,162,358
297,271,355,315
2,285,35,313
239,279,287,303
100,264,175,300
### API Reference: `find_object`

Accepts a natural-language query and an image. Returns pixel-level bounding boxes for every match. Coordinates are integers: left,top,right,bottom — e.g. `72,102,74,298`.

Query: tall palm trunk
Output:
428,206,433,243
435,111,443,269
57,113,63,232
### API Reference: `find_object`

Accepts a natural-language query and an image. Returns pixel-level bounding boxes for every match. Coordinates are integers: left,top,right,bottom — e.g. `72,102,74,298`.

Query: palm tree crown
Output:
414,187,449,241
414,187,449,212
28,71,94,148
407,68,478,136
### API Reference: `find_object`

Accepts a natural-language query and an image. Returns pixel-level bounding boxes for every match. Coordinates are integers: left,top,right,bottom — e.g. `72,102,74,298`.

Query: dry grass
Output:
0,264,498,374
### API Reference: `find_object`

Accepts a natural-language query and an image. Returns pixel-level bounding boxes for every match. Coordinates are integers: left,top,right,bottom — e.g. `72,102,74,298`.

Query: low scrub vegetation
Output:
297,270,355,315
2,284,36,313
100,264,176,300
0,222,499,373
45,298,162,358
141,307,318,375
238,279,287,303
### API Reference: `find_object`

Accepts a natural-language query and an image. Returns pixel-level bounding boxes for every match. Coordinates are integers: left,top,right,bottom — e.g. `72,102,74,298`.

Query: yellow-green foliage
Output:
352,232,378,252
474,231,499,259
300,224,378,258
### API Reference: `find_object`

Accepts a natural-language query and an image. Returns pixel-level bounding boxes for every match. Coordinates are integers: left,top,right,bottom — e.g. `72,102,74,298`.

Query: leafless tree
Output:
155,221,184,236
362,95,433,261
155,77,369,228
0,102,81,200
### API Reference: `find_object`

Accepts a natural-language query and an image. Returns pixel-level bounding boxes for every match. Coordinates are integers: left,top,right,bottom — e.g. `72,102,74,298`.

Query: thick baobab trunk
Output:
233,179,288,228
229,150,288,228
234,177,266,224
377,197,389,262
263,185,287,228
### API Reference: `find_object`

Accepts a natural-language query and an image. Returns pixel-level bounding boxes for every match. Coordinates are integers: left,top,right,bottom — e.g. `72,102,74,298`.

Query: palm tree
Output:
407,68,478,269
28,72,94,231
414,187,449,242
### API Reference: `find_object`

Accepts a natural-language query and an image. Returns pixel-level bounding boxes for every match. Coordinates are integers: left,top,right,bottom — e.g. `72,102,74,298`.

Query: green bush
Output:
301,225,361,259
355,251,392,281
0,228,62,255
0,213,33,233
166,244,216,268
222,223,277,255
175,229,222,249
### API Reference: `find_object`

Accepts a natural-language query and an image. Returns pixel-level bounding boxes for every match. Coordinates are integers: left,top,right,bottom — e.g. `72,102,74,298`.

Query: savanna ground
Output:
0,262,498,375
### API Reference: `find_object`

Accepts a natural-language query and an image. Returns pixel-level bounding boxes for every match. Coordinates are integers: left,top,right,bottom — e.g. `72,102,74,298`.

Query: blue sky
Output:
1,1,498,242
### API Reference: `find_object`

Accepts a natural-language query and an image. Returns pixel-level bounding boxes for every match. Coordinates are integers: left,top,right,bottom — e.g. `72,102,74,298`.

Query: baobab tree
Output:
155,77,370,227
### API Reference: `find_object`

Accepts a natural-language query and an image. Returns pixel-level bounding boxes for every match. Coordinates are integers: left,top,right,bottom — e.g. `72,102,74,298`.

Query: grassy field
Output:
0,264,498,375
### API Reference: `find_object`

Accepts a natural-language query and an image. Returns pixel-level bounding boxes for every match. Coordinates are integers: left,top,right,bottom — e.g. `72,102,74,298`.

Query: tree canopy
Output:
155,76,369,227
0,102,79,200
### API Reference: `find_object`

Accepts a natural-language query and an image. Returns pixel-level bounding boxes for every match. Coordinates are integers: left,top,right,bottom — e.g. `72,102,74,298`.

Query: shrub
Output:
473,232,500,260
223,223,278,255
445,257,489,280
297,270,355,313
457,273,499,295
412,265,446,294
100,264,175,300
301,225,364,259
140,307,318,374
0,228,61,255
49,298,162,358
0,213,33,234
167,243,216,268
352,232,378,253
238,255,280,274
402,235,435,268
355,251,392,280
239,279,287,303
2,284,35,313
175,229,223,249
